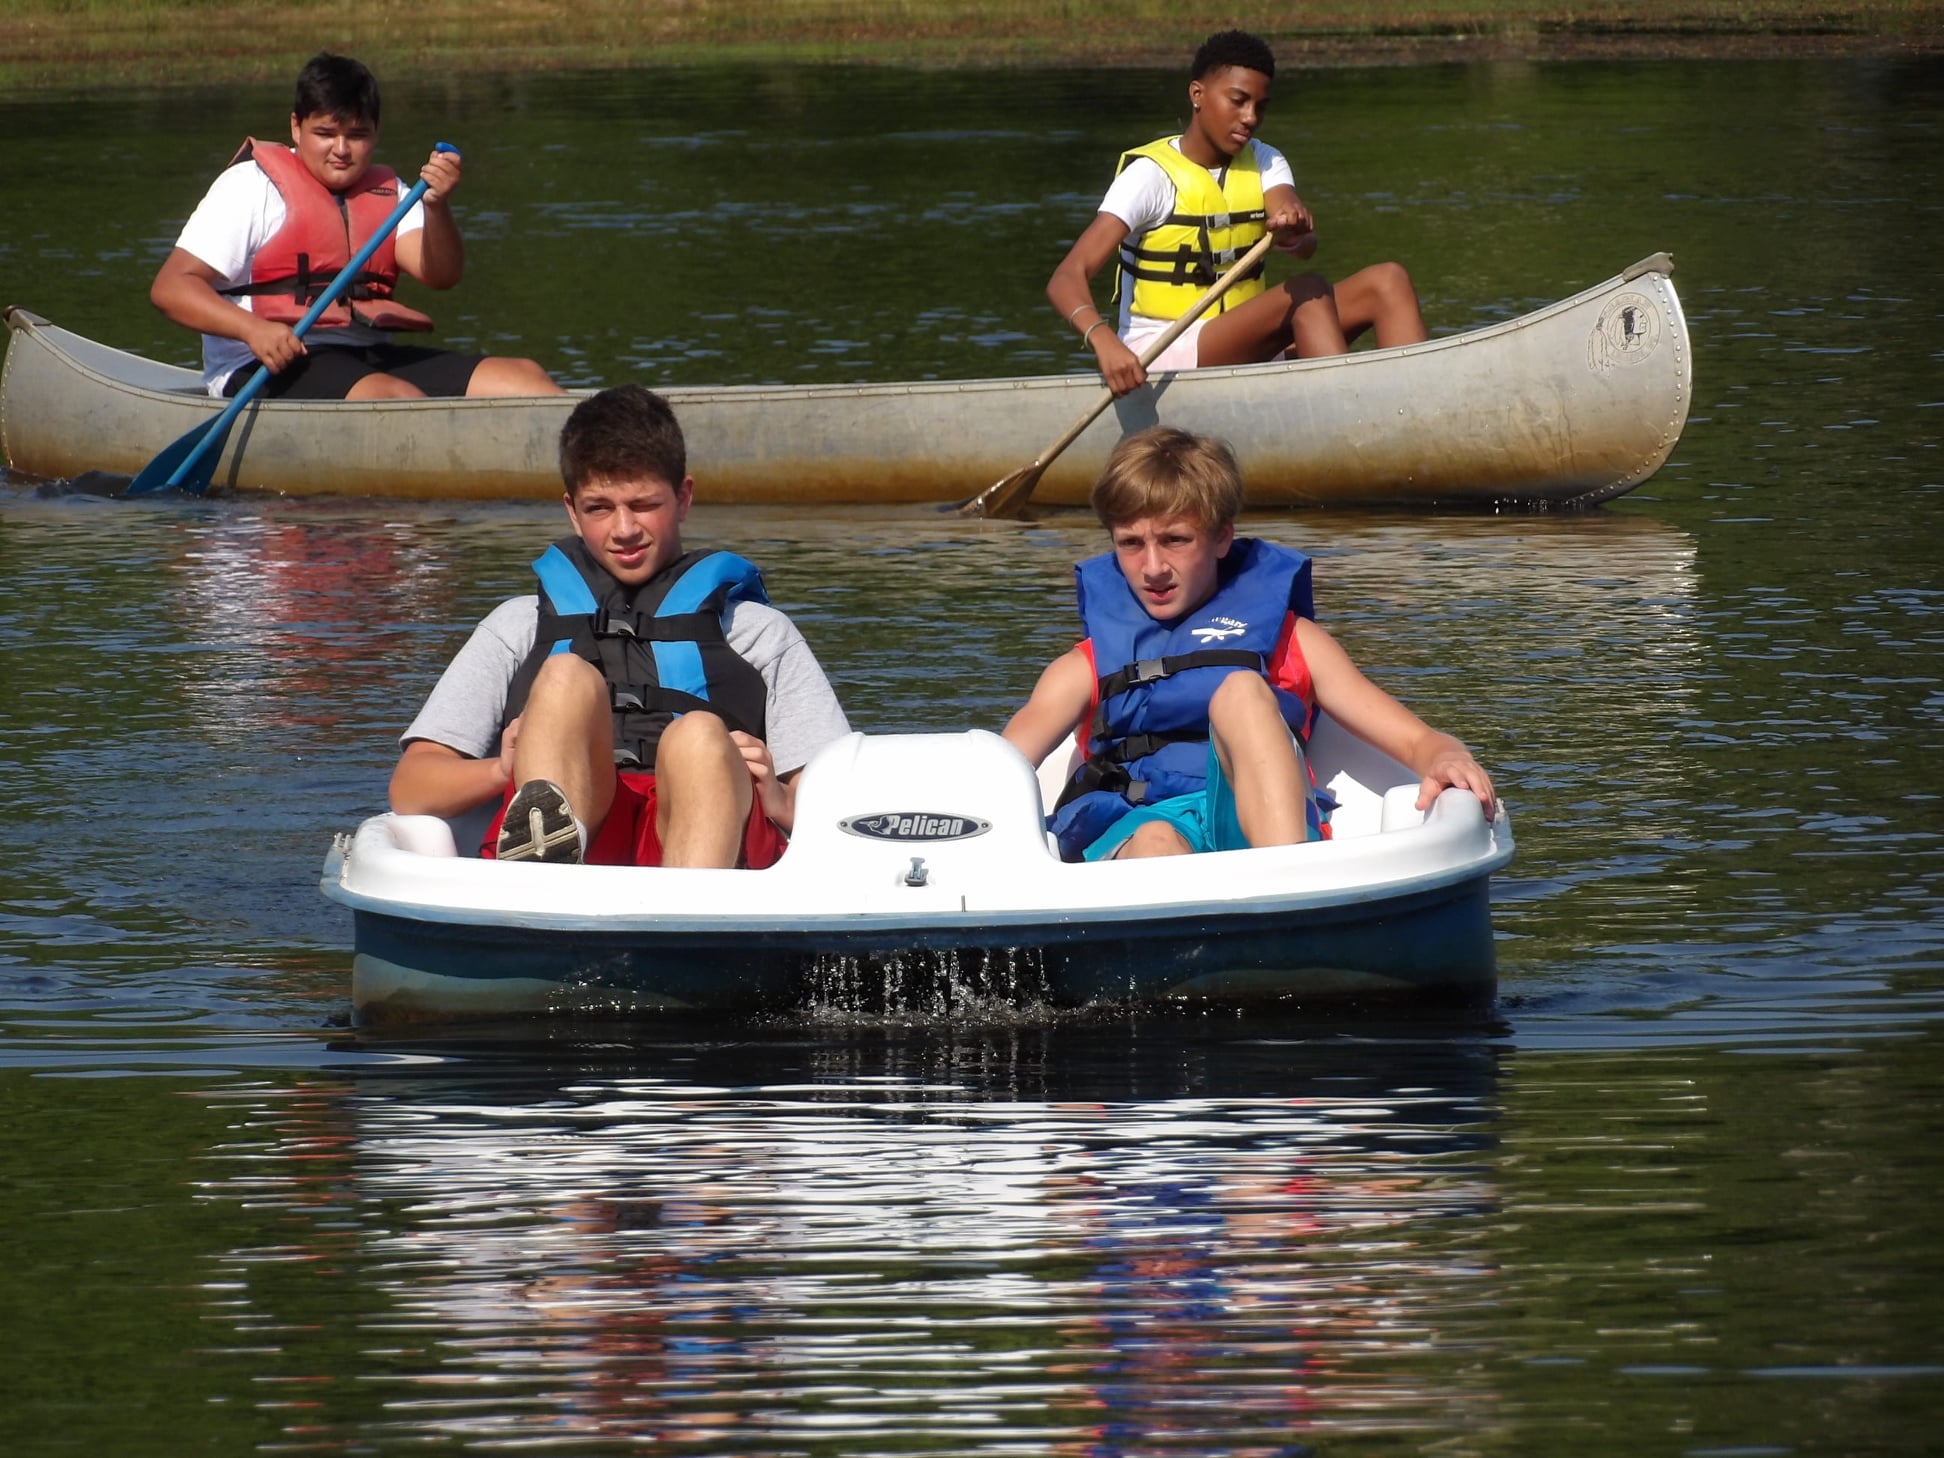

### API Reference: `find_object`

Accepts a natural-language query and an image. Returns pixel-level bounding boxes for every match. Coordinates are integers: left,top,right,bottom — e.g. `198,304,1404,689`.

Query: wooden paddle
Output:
127,143,459,497
958,232,1277,519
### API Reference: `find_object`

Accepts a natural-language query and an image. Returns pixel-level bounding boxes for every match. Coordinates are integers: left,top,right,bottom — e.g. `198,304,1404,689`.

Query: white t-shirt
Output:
401,595,852,781
172,155,427,395
1097,138,1296,339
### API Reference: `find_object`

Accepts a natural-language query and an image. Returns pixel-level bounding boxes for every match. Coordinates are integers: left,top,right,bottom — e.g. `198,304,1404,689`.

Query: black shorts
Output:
228,343,485,401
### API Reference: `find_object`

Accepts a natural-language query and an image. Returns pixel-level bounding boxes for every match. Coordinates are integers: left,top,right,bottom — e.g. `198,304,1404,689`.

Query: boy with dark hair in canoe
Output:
389,384,851,867
1002,426,1494,862
1047,29,1428,398
150,51,562,402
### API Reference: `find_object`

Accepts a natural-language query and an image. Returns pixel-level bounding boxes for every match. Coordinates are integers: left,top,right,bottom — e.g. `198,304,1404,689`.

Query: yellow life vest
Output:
1112,137,1267,321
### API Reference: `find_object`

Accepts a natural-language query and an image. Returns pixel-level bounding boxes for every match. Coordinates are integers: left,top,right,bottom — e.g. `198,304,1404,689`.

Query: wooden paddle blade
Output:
957,461,1043,519
978,462,1047,519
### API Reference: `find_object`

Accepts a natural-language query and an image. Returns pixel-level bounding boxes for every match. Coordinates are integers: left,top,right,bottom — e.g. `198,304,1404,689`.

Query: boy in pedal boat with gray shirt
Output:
390,385,850,867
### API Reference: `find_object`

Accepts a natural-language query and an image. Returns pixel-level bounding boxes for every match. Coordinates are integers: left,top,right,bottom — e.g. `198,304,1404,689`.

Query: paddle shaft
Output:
963,232,1277,518
137,145,456,495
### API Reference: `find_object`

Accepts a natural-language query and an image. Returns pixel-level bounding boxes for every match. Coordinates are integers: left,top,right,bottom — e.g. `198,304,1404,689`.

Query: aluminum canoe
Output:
4,252,1687,507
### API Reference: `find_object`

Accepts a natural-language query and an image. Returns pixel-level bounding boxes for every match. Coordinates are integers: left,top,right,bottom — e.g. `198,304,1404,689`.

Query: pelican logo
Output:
840,811,991,841
1192,617,1248,643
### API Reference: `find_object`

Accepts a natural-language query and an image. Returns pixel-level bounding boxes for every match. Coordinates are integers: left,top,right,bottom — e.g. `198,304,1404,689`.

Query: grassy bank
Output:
3,0,1940,91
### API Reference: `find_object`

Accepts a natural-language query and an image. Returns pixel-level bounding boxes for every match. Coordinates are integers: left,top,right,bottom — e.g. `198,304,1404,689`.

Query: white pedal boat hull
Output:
321,718,1514,1025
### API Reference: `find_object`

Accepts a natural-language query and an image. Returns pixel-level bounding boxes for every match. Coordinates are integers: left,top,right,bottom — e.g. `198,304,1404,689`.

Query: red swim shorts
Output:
481,771,787,869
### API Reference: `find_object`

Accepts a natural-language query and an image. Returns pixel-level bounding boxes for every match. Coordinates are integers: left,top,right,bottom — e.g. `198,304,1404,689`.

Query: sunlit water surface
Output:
2,56,1940,1458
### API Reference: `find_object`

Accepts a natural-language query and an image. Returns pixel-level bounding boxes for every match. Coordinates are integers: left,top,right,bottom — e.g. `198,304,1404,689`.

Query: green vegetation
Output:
1,0,1939,91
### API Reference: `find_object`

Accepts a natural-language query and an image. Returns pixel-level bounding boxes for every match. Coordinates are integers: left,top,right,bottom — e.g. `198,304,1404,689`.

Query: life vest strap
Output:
593,607,727,644
1118,241,1267,279
1052,756,1153,814
1100,730,1199,764
221,275,391,301
611,686,718,768
1119,243,1213,288
1094,647,1261,704
609,682,716,715
1153,207,1265,232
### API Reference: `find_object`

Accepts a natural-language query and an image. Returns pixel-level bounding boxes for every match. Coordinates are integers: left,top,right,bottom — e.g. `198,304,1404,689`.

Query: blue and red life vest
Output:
504,538,770,772
1047,537,1318,860
218,139,435,333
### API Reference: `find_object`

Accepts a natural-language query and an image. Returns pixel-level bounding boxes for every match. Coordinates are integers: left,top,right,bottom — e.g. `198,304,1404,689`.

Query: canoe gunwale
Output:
9,255,1672,408
4,253,1691,506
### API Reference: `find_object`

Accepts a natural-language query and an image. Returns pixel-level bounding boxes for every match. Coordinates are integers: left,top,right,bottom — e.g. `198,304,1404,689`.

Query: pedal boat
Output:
321,715,1514,1026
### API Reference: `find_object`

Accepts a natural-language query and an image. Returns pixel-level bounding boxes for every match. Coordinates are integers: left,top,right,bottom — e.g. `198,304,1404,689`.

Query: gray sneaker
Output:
496,779,583,863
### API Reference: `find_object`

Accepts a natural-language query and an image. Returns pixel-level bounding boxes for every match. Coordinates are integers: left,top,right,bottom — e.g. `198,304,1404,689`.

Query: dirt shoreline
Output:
3,7,1940,94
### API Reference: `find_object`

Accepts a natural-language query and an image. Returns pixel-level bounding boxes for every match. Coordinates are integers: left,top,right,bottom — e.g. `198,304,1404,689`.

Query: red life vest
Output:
219,139,434,333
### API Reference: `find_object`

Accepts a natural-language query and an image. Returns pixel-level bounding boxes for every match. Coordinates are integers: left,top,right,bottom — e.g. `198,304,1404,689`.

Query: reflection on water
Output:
0,54,1940,1458
195,1028,1501,1451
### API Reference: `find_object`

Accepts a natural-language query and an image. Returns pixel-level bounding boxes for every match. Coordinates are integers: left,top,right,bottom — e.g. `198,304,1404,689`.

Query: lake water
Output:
2,56,1941,1456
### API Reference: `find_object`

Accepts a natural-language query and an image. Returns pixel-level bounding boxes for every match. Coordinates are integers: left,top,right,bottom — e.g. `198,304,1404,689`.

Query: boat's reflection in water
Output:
204,1025,1506,1450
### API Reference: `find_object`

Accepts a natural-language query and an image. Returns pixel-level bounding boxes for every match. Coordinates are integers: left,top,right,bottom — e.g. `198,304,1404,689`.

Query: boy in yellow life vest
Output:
1046,30,1429,398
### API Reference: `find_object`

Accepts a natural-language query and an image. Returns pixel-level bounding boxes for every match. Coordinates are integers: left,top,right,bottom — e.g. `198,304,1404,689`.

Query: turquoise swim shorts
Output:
1081,741,1251,862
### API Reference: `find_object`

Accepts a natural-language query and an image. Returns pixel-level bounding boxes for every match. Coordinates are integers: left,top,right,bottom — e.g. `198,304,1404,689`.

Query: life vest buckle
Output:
1128,658,1171,685
594,608,640,640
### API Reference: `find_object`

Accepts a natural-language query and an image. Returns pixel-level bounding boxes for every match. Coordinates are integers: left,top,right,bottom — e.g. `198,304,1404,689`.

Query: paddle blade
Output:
125,417,227,496
957,461,1044,519
124,427,201,496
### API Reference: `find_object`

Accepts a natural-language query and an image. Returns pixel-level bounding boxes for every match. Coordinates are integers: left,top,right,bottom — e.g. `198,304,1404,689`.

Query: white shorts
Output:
1122,316,1206,373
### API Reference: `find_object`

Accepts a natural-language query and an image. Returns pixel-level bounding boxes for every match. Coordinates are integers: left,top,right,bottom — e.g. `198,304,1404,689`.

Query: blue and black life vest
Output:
504,537,769,771
1048,537,1316,860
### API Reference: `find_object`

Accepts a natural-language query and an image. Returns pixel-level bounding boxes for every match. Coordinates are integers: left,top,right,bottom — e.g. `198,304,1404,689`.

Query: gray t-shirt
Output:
402,595,851,776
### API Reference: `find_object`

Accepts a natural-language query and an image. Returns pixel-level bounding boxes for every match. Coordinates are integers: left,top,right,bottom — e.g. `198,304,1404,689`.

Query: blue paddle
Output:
127,142,459,497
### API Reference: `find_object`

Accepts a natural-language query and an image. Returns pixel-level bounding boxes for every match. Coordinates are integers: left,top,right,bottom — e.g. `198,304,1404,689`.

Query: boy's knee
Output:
1371,260,1416,301
1209,670,1279,719
530,652,605,709
1119,820,1192,858
1280,272,1335,307
345,372,426,401
469,356,561,397
657,711,735,764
